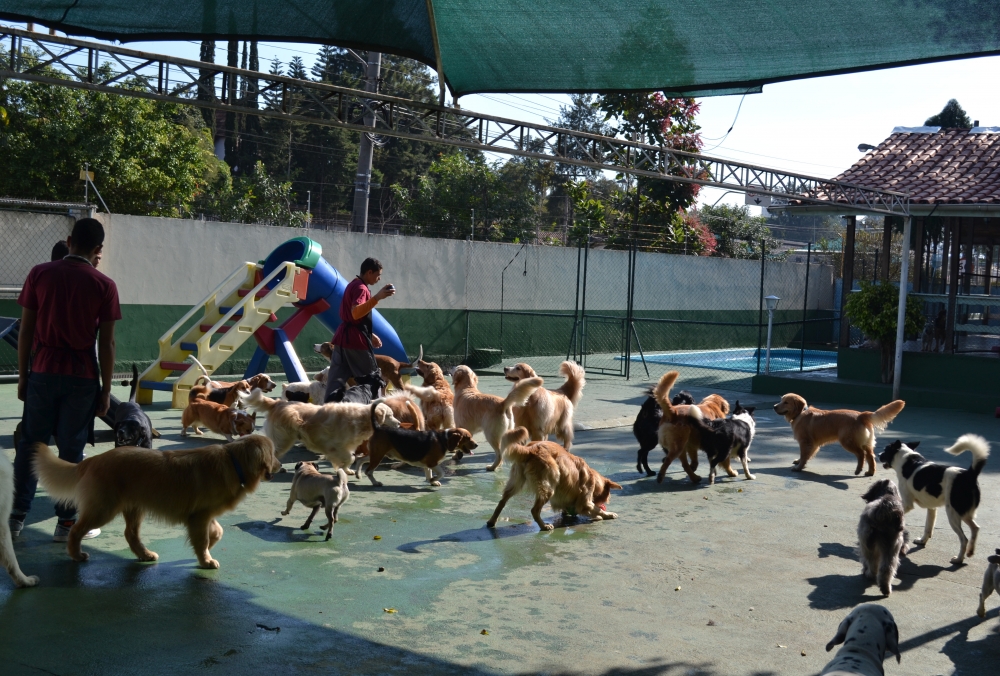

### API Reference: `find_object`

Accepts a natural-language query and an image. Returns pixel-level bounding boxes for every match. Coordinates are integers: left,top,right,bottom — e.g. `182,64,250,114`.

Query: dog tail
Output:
503,377,544,413
403,398,424,431
653,371,685,422
32,444,81,504
862,400,905,432
945,434,990,476
129,363,139,404
186,354,210,377
555,361,586,405
244,387,278,412
403,383,440,403
501,426,532,461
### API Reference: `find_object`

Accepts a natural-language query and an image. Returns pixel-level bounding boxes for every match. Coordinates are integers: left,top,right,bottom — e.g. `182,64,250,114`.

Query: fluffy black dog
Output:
634,389,694,476
858,478,908,596
114,364,154,448
691,401,756,484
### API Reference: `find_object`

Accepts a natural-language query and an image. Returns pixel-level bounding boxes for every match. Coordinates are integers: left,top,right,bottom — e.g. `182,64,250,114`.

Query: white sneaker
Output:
53,521,101,542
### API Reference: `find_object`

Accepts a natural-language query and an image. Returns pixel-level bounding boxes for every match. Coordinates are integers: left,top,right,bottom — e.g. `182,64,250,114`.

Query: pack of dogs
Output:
3,354,998,675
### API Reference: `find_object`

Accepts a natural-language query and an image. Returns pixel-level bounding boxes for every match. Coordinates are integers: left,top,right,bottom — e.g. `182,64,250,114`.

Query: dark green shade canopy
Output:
3,1,998,97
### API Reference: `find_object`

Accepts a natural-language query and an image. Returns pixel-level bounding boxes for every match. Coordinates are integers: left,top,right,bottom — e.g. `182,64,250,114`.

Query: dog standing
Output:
633,389,694,476
858,479,908,596
690,401,756,484
652,371,729,484
880,435,989,564
1,451,38,588
281,462,349,541
403,358,456,430
773,394,904,476
503,361,585,451
314,341,415,392
821,604,900,676
187,355,276,407
181,398,256,441
114,364,154,448
976,549,1000,621
486,427,621,531
33,436,281,568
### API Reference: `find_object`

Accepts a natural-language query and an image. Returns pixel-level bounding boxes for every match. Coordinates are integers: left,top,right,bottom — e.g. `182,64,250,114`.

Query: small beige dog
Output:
976,549,1000,621
822,604,900,676
281,461,349,541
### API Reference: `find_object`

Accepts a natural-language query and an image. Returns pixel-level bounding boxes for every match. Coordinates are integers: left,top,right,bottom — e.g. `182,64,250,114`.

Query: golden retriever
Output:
773,393,904,475
32,435,281,569
486,427,622,530
503,361,585,451
403,358,455,430
452,365,543,471
245,388,400,470
652,371,730,484
181,398,256,441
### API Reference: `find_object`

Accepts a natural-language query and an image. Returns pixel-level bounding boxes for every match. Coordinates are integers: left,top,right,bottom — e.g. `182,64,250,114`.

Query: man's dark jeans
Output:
13,372,99,519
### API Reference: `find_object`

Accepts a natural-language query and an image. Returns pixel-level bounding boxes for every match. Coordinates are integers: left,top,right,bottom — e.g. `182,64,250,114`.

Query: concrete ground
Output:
1,371,999,675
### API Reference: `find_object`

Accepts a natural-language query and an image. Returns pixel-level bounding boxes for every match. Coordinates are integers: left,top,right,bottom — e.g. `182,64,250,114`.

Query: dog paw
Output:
199,558,221,570
746,474,756,480
540,523,555,531
977,606,987,619
137,551,159,562
486,520,498,529
601,511,618,520
913,538,927,546
864,470,876,477
16,575,40,588
430,481,442,487
789,465,804,472
373,481,384,487
72,552,90,562
280,510,290,516
950,556,966,565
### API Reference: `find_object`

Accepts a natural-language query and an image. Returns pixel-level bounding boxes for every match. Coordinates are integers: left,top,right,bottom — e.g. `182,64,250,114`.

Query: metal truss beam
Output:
0,28,908,215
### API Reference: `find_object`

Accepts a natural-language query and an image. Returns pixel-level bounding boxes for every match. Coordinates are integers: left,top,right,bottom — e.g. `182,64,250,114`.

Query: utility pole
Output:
351,51,382,233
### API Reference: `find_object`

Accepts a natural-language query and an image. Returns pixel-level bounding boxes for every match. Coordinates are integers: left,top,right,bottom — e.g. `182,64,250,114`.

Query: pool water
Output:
623,348,837,373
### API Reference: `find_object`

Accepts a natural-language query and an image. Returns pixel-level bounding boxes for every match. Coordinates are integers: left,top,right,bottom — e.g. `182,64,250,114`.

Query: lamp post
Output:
764,295,780,374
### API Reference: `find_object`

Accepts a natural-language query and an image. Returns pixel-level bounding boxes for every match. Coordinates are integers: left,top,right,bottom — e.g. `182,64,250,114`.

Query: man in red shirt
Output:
9,218,121,542
323,257,395,403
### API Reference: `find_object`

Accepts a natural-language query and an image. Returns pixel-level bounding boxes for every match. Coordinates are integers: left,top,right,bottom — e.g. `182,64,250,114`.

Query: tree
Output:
925,99,973,129
697,204,783,259
845,281,924,383
551,94,610,177
214,161,307,227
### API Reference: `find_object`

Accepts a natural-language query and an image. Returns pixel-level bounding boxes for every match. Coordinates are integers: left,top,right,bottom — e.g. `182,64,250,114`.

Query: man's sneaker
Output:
53,520,101,542
7,513,25,539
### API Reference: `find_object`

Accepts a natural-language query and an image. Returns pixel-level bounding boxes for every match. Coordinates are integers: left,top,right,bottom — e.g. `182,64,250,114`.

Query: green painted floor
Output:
2,376,999,675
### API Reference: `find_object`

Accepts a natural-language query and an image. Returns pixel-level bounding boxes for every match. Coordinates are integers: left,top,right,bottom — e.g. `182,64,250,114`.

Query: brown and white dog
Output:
181,399,256,442
773,394,904,476
244,388,401,470
486,427,621,530
33,436,282,569
652,371,730,484
452,366,543,471
187,355,276,408
404,358,456,431
503,361,585,451
313,341,415,392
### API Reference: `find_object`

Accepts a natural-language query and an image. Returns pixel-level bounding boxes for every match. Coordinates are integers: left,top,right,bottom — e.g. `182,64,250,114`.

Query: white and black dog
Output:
113,364,154,448
822,604,900,676
858,479,908,596
690,401,756,484
879,435,989,564
976,548,1000,621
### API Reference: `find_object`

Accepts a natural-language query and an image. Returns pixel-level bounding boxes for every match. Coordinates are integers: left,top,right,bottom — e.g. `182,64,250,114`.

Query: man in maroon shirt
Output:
9,218,121,542
323,257,395,403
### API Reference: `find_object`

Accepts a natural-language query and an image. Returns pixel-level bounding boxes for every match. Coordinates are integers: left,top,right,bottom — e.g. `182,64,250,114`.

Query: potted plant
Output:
845,281,924,383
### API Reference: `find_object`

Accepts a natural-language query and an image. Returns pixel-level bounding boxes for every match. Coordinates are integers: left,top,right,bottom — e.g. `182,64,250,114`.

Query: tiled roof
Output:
833,129,1000,204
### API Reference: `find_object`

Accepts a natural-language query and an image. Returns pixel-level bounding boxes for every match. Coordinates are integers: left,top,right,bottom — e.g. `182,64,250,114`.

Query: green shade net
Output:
2,1,999,96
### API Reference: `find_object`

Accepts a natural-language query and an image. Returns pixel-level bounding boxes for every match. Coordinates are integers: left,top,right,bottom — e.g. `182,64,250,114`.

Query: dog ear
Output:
908,441,920,450
883,616,901,663
745,406,756,415
825,614,853,652
607,480,623,490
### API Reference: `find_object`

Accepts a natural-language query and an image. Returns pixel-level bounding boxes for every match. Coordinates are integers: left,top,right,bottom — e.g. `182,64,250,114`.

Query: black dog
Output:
690,401,756,484
114,365,154,448
634,389,694,476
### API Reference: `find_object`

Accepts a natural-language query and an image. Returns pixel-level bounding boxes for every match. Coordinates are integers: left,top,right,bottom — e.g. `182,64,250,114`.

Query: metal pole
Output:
892,216,912,400
625,239,635,379
500,267,505,362
765,308,775,374
470,208,474,242
800,242,811,370
580,233,590,365
350,51,381,233
567,244,582,362
756,238,766,374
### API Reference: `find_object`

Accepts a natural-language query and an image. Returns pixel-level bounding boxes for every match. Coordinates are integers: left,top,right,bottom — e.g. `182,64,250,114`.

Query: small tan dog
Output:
487,427,622,530
452,366,543,471
404,358,456,430
181,398,256,441
773,394,904,475
821,603,900,675
281,461,349,540
503,361,585,451
33,436,281,568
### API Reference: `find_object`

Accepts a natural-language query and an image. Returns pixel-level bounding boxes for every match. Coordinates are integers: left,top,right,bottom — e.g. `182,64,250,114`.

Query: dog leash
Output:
227,447,247,488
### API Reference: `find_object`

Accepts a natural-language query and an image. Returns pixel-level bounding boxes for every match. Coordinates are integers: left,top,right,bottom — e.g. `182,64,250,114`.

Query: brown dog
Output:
359,424,478,487
404,358,456,430
187,355,276,406
33,436,281,568
181,399,256,441
652,371,729,484
503,361,585,451
773,393,905,475
486,427,622,530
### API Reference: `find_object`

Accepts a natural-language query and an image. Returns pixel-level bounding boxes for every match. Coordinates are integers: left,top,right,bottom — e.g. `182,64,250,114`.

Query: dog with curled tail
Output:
822,604,900,676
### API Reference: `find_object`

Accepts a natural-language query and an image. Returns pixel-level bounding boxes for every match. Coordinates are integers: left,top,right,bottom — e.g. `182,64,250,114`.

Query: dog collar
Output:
227,448,247,488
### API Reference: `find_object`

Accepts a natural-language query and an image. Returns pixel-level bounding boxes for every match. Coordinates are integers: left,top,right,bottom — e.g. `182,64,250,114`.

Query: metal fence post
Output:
756,238,766,374
800,242,811,370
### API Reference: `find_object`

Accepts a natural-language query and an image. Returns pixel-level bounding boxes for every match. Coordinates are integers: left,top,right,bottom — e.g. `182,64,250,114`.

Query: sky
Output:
8,22,1000,213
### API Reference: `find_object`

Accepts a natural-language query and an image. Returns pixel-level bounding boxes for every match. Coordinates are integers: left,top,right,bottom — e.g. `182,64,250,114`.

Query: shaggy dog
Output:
114,364,154,448
181,399,256,441
857,479,908,596
773,394,904,476
1,451,37,588
652,371,729,484
821,604,900,676
452,365,543,471
503,361,586,451
690,401,756,484
403,358,456,430
281,461,349,541
486,427,622,530
976,549,1000,620
633,389,694,476
244,389,400,470
33,436,281,568
879,435,989,564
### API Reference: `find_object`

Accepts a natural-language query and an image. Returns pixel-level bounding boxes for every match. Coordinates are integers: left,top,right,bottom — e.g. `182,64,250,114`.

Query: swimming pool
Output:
622,348,837,373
